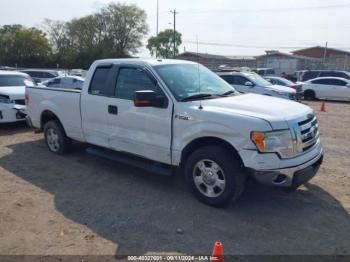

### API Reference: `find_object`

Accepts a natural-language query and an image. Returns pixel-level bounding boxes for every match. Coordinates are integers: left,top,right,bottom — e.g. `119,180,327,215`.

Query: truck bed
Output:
26,86,85,142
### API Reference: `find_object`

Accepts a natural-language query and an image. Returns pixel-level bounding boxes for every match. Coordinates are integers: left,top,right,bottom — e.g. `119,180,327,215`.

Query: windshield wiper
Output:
181,93,215,102
220,90,235,96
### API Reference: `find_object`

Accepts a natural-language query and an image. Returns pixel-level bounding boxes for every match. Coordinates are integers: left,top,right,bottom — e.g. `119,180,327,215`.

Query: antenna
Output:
197,35,203,110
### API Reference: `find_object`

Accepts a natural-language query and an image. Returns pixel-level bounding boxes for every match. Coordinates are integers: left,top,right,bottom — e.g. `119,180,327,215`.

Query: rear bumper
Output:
248,147,324,187
0,104,27,123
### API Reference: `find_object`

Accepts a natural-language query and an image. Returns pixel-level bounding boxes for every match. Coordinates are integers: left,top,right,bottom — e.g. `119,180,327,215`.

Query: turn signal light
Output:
251,132,265,152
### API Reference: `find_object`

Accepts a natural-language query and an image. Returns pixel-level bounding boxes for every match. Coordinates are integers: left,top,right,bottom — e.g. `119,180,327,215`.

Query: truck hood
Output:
0,86,25,100
266,84,296,94
201,93,313,128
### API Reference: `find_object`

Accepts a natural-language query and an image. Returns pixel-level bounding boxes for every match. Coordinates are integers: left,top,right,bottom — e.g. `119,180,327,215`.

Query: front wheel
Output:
185,146,245,207
304,90,316,100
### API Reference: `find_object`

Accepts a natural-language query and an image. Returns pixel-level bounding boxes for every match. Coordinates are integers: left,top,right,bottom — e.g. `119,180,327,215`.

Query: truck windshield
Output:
154,64,235,101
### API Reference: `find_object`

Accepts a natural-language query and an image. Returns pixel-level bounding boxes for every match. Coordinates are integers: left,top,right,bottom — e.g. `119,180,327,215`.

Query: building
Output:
175,52,256,71
292,46,350,71
256,50,323,75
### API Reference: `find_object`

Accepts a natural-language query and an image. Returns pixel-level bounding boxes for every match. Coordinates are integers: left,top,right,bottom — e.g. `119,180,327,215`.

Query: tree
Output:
41,3,149,68
147,29,182,58
0,25,51,67
42,19,70,54
100,3,149,56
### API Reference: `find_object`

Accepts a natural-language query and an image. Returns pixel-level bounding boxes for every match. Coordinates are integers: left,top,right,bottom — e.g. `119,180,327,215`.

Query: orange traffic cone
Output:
211,242,224,262
320,101,326,112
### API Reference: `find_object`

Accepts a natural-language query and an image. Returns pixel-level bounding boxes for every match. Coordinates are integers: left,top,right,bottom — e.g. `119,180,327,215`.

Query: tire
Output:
185,146,245,207
44,120,71,154
304,90,316,101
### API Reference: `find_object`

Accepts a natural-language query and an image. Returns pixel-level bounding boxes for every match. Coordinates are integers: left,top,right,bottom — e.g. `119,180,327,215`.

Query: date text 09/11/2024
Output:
127,255,219,261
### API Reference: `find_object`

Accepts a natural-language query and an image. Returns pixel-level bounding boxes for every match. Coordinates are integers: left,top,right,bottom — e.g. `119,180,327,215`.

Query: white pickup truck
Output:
26,59,324,207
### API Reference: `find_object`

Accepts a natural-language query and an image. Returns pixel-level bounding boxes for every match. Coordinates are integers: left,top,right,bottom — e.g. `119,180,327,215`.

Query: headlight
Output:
251,130,295,158
0,95,12,104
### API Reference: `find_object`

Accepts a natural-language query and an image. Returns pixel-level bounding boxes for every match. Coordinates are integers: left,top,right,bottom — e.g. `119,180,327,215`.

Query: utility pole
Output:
156,0,159,35
155,0,159,58
170,9,178,58
323,41,328,68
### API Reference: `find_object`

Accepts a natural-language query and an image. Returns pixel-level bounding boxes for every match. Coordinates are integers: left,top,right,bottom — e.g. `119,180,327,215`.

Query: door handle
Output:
108,105,118,115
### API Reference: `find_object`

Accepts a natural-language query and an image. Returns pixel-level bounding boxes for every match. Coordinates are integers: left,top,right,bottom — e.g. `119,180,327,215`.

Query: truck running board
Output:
86,147,174,177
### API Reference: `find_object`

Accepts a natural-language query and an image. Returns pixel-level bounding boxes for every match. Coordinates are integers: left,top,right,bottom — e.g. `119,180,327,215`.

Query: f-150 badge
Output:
175,113,192,121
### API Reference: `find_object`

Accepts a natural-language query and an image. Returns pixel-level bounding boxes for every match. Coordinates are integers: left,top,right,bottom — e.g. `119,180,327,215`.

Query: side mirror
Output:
245,81,254,87
134,90,167,108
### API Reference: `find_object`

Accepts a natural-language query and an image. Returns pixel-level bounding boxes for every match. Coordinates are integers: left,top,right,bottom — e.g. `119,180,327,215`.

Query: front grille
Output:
14,99,25,105
297,114,319,152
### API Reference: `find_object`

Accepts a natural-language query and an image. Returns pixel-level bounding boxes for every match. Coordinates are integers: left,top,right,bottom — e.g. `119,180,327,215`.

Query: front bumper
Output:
0,104,27,123
248,147,324,187
26,115,33,127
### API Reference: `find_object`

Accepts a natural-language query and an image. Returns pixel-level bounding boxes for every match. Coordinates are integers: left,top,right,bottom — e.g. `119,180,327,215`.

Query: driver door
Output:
107,66,173,164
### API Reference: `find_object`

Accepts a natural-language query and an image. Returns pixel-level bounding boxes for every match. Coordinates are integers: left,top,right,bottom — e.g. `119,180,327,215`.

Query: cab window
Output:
115,67,157,100
89,66,113,96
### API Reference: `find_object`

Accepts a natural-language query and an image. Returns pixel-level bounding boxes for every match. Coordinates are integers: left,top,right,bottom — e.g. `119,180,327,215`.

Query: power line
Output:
182,40,350,50
180,2,350,14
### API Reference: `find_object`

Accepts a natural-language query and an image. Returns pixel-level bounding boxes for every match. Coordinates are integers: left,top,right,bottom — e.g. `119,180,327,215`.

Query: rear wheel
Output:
44,120,71,154
185,146,245,207
304,90,316,100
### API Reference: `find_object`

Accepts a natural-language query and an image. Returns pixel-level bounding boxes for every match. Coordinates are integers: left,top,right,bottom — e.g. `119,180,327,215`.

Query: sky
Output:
1,0,350,57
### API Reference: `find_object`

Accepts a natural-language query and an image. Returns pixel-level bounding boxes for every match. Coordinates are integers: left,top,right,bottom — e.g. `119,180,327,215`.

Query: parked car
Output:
70,69,87,77
42,76,84,90
264,76,303,100
253,68,276,76
217,71,298,101
21,69,64,84
302,77,350,101
0,71,34,123
26,59,323,207
297,70,350,82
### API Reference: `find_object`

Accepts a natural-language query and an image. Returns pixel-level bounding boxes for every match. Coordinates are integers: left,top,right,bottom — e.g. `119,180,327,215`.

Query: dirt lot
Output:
0,101,349,257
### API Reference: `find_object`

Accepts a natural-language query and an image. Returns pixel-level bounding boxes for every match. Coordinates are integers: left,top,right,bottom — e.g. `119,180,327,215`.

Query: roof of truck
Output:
93,58,198,67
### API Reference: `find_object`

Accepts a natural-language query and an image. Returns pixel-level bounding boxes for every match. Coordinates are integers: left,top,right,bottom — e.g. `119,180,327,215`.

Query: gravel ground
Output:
0,101,349,257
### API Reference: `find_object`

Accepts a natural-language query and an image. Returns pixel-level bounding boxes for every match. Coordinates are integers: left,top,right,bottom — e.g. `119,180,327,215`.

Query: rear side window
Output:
89,67,112,96
266,69,275,75
329,79,347,86
266,78,277,85
220,75,234,84
312,79,346,86
303,71,320,81
25,71,38,78
43,72,55,78
47,78,61,87
115,67,157,100
233,76,249,85
312,79,328,85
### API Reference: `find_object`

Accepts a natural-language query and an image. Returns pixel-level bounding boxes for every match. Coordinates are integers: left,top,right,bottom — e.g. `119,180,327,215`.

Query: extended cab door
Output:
81,65,115,148
107,65,173,164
